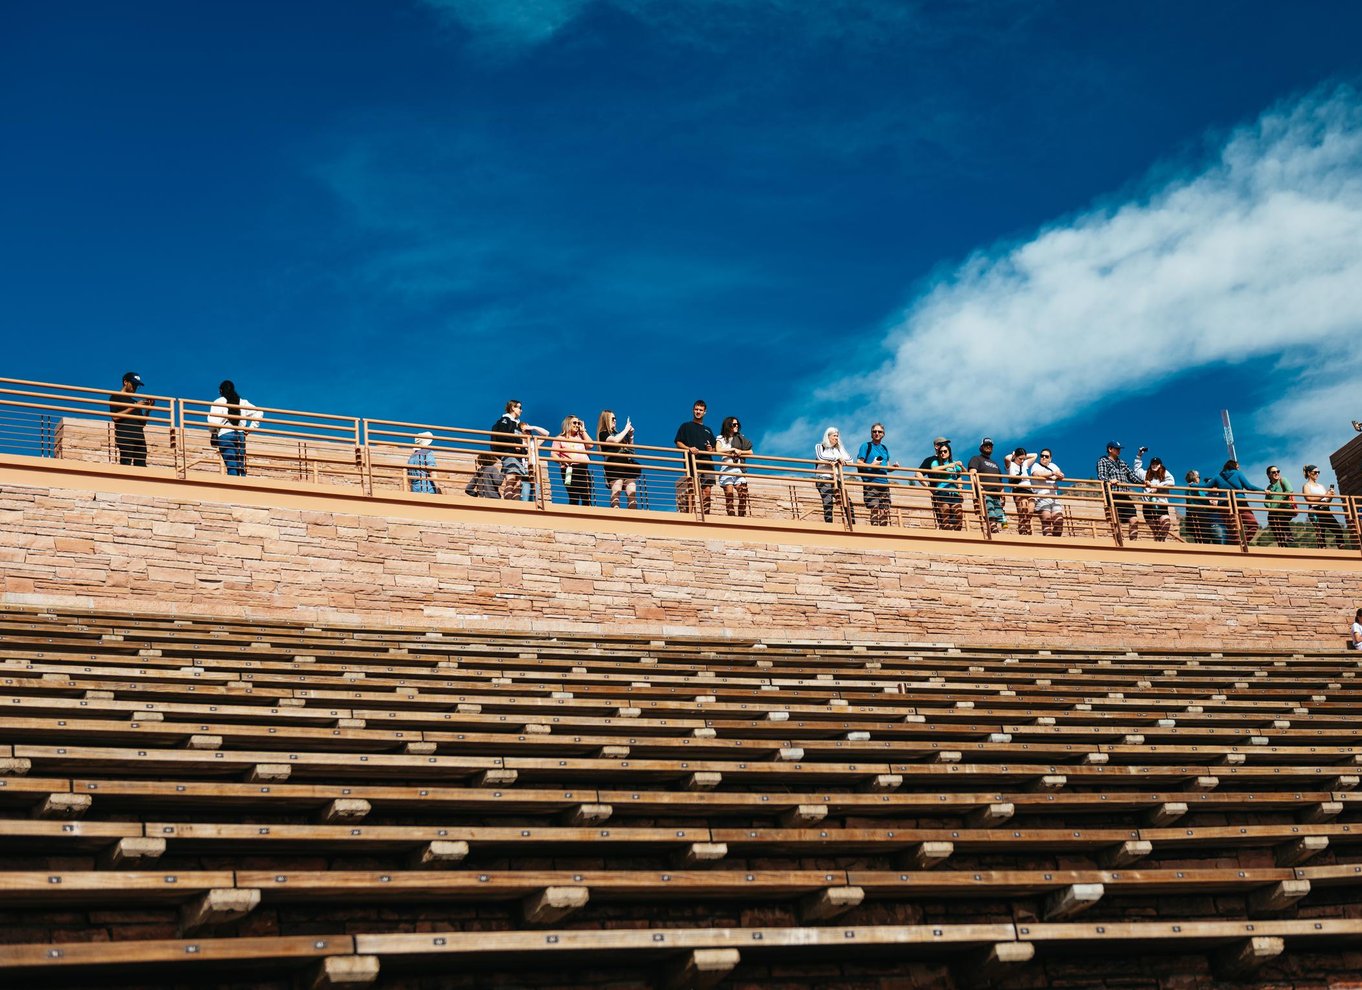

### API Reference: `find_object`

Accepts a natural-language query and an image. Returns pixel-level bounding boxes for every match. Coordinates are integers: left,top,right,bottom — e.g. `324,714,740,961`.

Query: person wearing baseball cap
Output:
967,437,1006,533
1096,440,1143,540
109,371,154,467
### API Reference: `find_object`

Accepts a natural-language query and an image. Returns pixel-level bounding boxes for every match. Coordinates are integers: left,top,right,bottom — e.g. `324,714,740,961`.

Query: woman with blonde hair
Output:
551,415,595,506
814,427,855,524
596,410,640,509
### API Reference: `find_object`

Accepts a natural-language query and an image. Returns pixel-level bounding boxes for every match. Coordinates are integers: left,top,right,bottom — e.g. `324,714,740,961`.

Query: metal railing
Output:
3,375,1359,558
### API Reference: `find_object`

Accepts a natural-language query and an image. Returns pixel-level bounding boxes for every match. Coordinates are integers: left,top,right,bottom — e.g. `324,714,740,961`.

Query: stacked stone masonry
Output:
0,474,1358,650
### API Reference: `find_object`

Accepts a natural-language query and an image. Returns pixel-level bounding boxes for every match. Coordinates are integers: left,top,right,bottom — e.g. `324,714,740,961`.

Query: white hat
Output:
414,431,434,447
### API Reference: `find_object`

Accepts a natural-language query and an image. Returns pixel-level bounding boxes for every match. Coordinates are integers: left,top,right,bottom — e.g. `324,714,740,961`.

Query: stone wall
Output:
2,458,1359,650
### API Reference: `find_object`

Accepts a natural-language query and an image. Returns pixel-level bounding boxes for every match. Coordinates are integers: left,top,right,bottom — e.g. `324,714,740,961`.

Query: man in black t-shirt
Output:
966,437,1006,533
109,371,153,467
674,399,716,515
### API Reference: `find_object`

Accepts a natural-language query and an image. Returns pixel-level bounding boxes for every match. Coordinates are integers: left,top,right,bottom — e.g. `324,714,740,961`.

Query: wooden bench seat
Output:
15,744,503,780
0,933,358,980
49,778,1344,828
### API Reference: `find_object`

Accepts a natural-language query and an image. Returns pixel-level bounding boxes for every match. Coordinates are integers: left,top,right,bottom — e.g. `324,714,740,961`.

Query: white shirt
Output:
814,442,854,477
1029,460,1064,497
207,396,263,432
1353,621,1362,645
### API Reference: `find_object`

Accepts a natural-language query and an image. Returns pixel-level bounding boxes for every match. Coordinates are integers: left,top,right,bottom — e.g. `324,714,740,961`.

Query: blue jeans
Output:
214,430,246,476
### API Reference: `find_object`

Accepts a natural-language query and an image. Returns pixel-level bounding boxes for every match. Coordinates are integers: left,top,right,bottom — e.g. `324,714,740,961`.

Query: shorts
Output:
931,490,963,504
500,457,528,476
1113,496,1139,522
718,470,747,488
1035,497,1062,514
863,485,891,509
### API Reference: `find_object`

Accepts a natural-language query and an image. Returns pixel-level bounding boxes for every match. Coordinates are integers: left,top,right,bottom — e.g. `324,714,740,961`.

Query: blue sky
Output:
4,1,1362,487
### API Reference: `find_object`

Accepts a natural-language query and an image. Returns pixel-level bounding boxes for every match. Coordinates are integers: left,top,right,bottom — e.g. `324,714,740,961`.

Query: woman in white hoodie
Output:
207,380,263,476
814,427,855,524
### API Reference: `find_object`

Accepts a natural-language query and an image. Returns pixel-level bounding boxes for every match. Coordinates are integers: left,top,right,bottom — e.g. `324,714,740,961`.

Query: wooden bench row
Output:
1,918,1358,985
7,634,1359,694
7,714,1362,769
1,776,1350,826
1,815,1358,868
0,862,1356,922
6,743,1361,793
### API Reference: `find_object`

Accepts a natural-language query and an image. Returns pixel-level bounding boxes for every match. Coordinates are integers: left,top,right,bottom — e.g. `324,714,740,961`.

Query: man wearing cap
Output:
918,437,965,530
109,371,154,467
1096,440,1142,539
967,438,1006,533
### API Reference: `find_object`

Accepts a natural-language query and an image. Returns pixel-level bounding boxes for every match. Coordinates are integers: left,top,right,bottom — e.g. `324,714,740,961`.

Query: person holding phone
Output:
674,399,716,514
856,423,897,526
1302,465,1348,548
109,371,155,467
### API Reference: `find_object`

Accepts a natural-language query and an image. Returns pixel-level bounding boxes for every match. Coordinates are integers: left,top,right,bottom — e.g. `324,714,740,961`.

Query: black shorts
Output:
1141,504,1168,523
1113,496,1138,522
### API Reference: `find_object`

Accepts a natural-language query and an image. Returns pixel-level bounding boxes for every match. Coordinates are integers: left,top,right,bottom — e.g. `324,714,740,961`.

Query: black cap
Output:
123,372,144,387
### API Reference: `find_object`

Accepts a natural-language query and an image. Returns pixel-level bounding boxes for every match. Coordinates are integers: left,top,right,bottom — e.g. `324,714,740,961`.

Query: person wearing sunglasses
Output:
552,416,595,507
597,410,640,510
855,423,897,526
1302,465,1347,548
1263,465,1297,547
1030,449,1066,537
918,437,964,530
715,416,753,517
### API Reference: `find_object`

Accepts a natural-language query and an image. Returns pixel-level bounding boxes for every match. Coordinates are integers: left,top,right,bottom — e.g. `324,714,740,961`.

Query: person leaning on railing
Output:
966,438,1006,533
1214,459,1263,543
406,432,440,494
109,371,154,467
715,415,752,517
1263,465,1297,548
1029,449,1065,537
1184,469,1229,545
673,399,716,514
552,416,595,507
1141,456,1176,542
1004,447,1038,535
1096,441,1142,541
490,400,548,502
1350,608,1362,651
207,380,263,477
918,437,965,531
1302,465,1348,548
813,427,855,524
855,423,897,527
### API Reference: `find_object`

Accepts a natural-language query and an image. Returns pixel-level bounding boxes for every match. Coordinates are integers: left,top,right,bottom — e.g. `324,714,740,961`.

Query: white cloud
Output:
777,85,1362,475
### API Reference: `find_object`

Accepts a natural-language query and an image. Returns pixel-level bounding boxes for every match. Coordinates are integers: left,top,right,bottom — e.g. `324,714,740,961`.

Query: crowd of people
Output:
102,373,1356,548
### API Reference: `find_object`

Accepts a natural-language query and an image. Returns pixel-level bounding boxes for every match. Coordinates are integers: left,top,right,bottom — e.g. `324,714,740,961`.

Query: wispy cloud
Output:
765,85,1362,473
416,0,1041,60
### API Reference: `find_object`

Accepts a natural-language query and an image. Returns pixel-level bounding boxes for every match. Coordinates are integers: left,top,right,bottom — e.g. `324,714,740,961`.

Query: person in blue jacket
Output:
1215,459,1263,542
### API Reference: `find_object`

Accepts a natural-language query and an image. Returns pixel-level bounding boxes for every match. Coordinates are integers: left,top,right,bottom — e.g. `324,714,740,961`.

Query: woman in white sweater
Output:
814,427,855,524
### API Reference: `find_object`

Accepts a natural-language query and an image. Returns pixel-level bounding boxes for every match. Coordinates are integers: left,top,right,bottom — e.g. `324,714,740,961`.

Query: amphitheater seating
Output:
1,606,1361,987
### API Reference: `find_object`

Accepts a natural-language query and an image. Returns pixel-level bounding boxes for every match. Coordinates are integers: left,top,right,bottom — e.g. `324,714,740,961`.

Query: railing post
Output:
1102,482,1125,547
835,464,854,531
358,445,372,496
1344,494,1362,557
690,452,706,521
1227,491,1249,552
171,398,186,479
968,470,992,539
